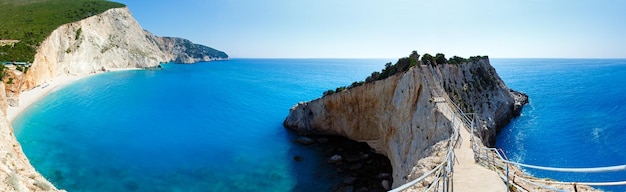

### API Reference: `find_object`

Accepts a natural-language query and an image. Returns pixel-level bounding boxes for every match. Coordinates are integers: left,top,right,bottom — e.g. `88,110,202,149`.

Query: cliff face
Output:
0,6,228,191
0,82,57,191
20,7,228,90
437,61,528,146
155,36,228,64
22,7,168,90
284,59,527,188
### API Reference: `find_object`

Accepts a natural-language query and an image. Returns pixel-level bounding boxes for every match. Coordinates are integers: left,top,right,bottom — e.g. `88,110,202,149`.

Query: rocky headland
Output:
18,7,228,92
284,54,529,190
0,6,226,191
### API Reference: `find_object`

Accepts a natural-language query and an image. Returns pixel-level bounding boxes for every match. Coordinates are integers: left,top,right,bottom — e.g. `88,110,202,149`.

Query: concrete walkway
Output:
435,98,507,192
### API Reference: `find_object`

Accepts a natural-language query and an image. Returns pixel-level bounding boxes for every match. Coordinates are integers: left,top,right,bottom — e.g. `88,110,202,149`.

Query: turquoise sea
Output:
13,59,387,192
13,58,626,191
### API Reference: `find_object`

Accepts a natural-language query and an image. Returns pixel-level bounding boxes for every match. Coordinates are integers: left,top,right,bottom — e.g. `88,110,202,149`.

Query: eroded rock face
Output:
23,7,169,90
155,36,228,64
285,65,454,188
21,7,229,91
436,60,528,146
0,82,59,191
284,59,527,188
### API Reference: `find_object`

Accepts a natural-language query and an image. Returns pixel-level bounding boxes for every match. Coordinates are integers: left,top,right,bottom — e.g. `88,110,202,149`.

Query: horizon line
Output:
227,57,626,60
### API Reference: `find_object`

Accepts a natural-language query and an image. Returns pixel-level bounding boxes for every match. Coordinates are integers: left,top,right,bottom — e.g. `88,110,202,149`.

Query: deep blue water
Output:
13,59,388,192
14,58,626,191
493,59,626,192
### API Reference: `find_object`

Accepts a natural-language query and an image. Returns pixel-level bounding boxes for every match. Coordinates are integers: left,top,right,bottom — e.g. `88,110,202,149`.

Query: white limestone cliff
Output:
0,82,58,191
284,59,528,188
23,7,165,90
21,7,228,91
437,61,528,146
0,6,227,191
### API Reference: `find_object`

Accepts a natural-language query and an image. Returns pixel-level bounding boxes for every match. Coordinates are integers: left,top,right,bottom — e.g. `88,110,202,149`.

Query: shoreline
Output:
7,67,142,122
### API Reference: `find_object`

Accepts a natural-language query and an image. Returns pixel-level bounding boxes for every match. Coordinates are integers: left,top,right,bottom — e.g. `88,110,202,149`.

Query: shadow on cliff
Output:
284,128,392,192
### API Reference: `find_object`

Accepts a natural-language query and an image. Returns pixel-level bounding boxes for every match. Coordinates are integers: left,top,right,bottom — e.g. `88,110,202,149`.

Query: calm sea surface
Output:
13,59,387,192
493,59,626,192
13,59,626,191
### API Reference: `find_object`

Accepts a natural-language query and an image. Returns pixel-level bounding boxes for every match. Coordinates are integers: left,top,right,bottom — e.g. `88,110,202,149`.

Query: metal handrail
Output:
434,73,626,190
389,144,457,192
392,65,626,192
506,162,626,173
388,65,460,192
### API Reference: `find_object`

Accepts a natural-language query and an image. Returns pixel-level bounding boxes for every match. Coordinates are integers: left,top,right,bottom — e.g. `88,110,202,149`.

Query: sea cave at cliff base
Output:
288,132,393,192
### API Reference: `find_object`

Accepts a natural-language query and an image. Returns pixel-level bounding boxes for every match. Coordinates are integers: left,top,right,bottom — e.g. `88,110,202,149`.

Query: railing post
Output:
485,149,489,168
450,152,454,191
443,162,448,192
506,162,510,192
491,151,498,171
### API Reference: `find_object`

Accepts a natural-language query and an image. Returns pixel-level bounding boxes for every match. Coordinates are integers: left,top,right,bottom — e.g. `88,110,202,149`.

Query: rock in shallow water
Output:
349,163,363,170
381,180,390,190
343,177,357,185
316,137,329,144
345,155,361,163
296,136,315,145
328,154,342,164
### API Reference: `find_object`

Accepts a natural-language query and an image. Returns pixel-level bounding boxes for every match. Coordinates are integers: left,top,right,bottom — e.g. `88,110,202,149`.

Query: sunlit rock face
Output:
285,59,527,188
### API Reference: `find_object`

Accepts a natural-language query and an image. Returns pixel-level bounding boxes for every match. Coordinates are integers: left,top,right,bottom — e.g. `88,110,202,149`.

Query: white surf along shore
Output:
7,68,142,122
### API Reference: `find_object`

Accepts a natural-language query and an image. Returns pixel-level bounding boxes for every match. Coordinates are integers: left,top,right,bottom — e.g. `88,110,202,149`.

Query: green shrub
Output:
448,56,467,64
422,53,435,66
435,53,447,65
335,86,347,93
0,0,125,62
321,51,489,96
0,65,7,81
349,81,364,89
75,27,82,40
469,55,488,62
323,89,335,96
409,51,419,67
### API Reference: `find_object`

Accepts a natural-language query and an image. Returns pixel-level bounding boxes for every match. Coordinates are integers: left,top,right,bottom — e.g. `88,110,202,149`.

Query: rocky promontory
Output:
284,54,528,189
155,36,228,64
19,7,228,91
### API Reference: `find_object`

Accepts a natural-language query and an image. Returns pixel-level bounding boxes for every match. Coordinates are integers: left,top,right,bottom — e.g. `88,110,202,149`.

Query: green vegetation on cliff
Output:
0,0,125,62
322,52,489,97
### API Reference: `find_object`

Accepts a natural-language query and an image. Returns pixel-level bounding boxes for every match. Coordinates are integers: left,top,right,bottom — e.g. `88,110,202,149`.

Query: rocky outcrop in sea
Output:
284,58,528,189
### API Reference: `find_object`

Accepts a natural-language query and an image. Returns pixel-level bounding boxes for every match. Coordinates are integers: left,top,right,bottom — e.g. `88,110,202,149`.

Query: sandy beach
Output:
6,68,142,122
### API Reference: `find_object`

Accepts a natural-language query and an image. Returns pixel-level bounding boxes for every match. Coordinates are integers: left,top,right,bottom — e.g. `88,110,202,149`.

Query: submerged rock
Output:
284,58,528,188
328,155,342,164
316,137,329,144
345,155,361,163
381,180,391,190
296,136,315,145
343,177,357,185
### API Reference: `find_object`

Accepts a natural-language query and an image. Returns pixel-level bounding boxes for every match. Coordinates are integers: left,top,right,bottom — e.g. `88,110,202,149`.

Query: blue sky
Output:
116,0,626,58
